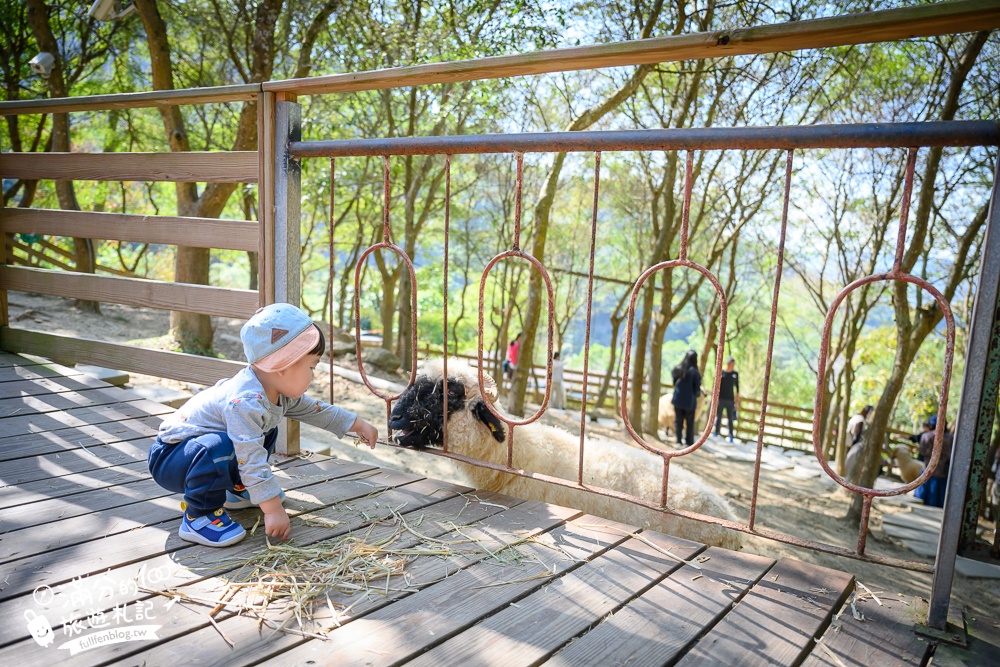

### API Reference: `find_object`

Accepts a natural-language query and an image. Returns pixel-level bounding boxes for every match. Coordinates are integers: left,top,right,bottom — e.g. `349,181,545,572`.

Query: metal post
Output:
273,95,302,456
928,155,1000,629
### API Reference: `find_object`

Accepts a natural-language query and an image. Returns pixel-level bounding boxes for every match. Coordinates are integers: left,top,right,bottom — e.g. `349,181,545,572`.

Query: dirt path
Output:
8,293,1000,620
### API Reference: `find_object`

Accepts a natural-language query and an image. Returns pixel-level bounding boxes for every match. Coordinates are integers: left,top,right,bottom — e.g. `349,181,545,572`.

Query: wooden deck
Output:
0,352,968,666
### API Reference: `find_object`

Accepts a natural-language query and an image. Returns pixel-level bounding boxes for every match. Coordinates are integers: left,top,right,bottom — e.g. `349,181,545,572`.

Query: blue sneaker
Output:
178,507,246,547
224,485,285,510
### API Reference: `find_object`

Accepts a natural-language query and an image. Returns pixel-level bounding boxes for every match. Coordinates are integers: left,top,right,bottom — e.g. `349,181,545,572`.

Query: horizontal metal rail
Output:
290,121,1000,158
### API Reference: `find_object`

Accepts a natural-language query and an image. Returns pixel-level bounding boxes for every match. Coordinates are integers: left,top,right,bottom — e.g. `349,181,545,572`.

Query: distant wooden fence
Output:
417,346,914,452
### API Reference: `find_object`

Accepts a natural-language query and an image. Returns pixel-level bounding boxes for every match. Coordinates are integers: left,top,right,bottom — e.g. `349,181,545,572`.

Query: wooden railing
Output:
0,150,260,387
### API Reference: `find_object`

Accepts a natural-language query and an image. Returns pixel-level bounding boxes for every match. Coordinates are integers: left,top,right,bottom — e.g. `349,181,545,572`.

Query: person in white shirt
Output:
550,352,566,410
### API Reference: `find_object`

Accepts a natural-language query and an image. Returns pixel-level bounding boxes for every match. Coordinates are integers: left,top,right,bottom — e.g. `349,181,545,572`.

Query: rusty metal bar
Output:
928,153,1000,629
329,157,336,407
892,148,919,275
352,157,418,421
749,149,793,530
577,151,601,486
289,121,1000,158
443,155,451,454
476,155,556,452
620,252,728,504
679,151,693,261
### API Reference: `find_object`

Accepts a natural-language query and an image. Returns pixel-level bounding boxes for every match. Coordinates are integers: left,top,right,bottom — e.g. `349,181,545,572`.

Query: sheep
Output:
657,392,706,440
892,446,924,484
389,359,742,550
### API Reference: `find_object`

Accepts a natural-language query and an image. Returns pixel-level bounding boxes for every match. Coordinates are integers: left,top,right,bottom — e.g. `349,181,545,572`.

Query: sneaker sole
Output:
178,524,247,547
223,499,256,510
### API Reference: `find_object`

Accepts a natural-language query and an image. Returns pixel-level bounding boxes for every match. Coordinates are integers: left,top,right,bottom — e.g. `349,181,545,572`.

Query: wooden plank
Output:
0,463,449,649
0,475,478,664
0,386,146,419
0,399,171,445
89,490,525,667
0,463,416,607
675,558,855,667
257,513,639,667
0,478,173,557
121,497,576,667
0,83,259,116
0,208,260,252
264,1,1000,96
0,151,258,183
1,328,245,387
930,604,1000,667
1,266,259,318
0,438,153,487
0,373,113,399
542,545,776,667
0,459,149,509
408,530,708,667
0,455,363,563
802,592,931,667
0,352,37,367
0,418,159,462
0,363,82,382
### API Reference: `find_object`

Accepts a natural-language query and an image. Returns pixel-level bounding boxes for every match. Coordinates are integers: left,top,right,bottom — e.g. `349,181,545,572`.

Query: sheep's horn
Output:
482,372,499,403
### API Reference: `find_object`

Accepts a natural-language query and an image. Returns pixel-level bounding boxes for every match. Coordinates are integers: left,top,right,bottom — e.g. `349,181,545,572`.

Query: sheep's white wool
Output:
420,358,741,549
893,446,924,484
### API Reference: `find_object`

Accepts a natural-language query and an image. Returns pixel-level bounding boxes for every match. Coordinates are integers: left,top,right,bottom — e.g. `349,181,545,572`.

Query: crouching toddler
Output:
148,303,379,547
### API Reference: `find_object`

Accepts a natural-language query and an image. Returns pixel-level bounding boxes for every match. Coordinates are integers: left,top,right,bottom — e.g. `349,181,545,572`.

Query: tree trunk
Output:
25,0,98,313
629,283,655,427
135,0,282,355
846,31,988,523
507,0,665,416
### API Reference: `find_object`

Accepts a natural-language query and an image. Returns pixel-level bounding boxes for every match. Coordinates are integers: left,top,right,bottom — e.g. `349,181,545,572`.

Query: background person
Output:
550,351,566,410
672,350,702,447
714,356,740,442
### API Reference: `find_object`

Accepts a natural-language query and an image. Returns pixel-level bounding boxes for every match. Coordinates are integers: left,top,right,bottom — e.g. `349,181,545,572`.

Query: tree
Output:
21,1,121,312
133,0,282,353
508,0,666,416
847,31,992,523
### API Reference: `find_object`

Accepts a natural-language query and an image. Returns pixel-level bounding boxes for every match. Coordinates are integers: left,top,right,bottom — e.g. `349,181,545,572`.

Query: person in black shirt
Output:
671,350,702,447
714,357,740,442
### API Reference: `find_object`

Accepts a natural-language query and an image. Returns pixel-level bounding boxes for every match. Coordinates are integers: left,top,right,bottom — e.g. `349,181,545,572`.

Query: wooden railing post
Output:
0,197,7,329
264,91,303,456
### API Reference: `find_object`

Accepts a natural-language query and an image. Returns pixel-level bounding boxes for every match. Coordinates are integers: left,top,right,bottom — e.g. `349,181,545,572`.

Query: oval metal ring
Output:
620,258,728,459
811,272,956,496
353,241,419,401
476,249,556,427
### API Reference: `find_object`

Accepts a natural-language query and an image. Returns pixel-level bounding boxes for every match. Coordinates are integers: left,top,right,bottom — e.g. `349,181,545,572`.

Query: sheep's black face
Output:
388,376,506,448
388,376,465,449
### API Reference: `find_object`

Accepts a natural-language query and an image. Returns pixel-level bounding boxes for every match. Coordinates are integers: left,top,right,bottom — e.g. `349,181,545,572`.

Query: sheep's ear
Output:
471,400,505,443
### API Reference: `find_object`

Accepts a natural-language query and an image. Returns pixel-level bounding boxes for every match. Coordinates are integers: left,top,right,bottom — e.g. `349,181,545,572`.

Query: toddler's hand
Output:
264,507,291,543
351,417,379,449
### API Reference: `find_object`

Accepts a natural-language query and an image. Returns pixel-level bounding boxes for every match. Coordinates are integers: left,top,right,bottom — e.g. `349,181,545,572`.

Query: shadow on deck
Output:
0,351,994,666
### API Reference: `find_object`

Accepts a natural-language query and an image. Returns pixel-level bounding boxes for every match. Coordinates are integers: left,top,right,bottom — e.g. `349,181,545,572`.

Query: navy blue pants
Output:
147,428,278,517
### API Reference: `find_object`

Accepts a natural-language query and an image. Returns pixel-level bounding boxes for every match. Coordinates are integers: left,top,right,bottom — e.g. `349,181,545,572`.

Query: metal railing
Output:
0,0,997,633
290,120,1000,633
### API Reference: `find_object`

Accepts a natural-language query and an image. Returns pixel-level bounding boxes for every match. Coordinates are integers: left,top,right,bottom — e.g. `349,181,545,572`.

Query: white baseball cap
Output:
240,303,319,372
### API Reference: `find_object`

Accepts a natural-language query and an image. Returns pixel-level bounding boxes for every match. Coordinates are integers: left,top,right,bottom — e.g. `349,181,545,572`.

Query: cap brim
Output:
253,326,320,372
